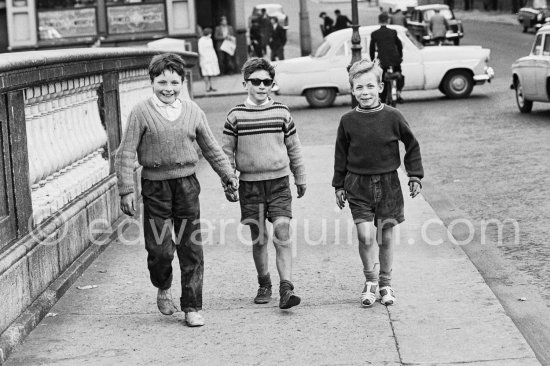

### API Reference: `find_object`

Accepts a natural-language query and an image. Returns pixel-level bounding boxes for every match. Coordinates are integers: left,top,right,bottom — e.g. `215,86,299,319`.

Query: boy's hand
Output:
296,184,307,198
409,182,421,198
120,193,136,216
225,190,239,202
227,177,239,192
224,177,240,202
335,189,346,209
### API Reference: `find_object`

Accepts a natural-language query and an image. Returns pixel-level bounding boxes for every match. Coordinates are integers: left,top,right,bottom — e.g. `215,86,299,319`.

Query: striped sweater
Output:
115,98,235,196
222,98,306,185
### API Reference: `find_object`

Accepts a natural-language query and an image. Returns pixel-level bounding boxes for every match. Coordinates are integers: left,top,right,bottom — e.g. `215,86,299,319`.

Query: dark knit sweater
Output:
222,98,306,184
332,104,423,189
115,98,235,195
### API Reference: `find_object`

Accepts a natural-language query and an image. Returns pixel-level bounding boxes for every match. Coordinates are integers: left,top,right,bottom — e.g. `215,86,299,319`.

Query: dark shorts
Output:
238,176,292,224
344,171,404,227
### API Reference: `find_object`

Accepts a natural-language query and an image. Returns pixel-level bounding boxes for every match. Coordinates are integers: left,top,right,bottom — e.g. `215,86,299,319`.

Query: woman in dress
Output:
198,27,220,92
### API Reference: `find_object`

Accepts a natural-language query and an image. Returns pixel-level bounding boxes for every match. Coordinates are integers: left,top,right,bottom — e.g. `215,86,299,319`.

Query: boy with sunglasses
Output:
222,57,307,309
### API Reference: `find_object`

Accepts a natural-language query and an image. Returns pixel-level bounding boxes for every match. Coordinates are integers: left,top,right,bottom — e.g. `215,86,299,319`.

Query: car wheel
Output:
305,88,337,108
514,79,533,113
442,70,474,98
453,38,460,45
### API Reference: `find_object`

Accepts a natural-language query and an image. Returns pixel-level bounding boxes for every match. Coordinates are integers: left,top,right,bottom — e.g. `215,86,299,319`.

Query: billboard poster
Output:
107,4,166,34
38,8,97,40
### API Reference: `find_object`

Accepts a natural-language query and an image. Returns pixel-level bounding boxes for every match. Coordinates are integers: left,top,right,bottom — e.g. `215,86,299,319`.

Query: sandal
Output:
361,282,378,308
380,286,396,306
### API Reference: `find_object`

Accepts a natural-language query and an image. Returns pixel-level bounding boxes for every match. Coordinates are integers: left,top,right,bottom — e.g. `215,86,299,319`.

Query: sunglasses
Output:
246,78,274,87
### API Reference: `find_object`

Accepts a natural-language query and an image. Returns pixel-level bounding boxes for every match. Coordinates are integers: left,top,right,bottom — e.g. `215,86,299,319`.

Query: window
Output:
543,34,550,56
532,34,543,55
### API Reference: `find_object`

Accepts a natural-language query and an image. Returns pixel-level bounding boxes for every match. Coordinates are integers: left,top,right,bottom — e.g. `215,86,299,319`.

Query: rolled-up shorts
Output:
238,176,292,224
344,171,404,228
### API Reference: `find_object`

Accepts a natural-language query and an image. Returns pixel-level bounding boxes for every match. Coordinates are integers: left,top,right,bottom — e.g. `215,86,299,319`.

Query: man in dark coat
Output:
258,8,271,57
333,9,352,31
269,17,286,61
249,19,263,57
369,12,405,103
319,12,334,37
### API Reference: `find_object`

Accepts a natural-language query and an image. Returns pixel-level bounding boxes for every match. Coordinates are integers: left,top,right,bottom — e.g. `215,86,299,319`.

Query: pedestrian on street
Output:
333,58,423,308
198,27,220,92
333,9,352,31
115,53,238,327
319,11,334,37
370,11,405,103
258,8,271,58
214,15,236,74
390,9,407,27
222,57,307,310
268,17,286,61
429,8,449,45
249,19,263,57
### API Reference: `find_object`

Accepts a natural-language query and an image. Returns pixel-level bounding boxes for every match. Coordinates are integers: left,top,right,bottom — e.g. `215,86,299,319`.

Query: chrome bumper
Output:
474,67,495,84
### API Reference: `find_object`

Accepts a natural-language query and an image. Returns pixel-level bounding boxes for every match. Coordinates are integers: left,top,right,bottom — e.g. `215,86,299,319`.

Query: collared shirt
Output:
246,96,270,106
151,94,182,121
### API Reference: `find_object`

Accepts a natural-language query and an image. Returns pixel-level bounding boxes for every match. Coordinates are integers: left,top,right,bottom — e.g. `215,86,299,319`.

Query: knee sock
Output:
379,269,392,288
258,273,272,288
363,263,379,284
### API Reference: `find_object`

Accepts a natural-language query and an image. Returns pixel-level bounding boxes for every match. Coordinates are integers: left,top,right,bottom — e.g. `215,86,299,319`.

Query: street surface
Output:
208,2,550,306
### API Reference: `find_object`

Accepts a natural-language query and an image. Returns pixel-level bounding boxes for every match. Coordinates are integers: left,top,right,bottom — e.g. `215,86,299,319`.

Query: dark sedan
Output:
517,0,550,33
407,4,464,45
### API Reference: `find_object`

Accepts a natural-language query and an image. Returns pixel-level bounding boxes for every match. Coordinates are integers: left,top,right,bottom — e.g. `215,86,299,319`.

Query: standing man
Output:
214,15,236,74
333,9,352,31
429,8,449,45
249,19,263,57
369,12,405,103
258,8,271,58
319,11,334,37
269,17,286,61
390,9,407,27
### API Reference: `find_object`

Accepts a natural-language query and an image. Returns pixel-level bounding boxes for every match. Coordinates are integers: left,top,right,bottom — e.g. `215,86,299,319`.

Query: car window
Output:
532,34,543,55
313,41,331,58
543,34,550,56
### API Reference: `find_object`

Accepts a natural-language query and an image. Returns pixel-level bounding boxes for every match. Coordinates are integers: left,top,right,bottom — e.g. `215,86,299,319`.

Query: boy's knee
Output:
357,232,375,247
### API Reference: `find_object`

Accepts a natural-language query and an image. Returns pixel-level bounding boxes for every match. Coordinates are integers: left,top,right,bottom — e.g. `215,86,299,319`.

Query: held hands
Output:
120,193,136,216
224,177,240,202
335,189,346,209
409,181,421,198
296,184,307,198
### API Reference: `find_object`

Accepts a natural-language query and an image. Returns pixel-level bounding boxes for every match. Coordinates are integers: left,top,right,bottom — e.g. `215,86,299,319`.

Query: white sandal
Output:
361,282,378,307
380,286,396,306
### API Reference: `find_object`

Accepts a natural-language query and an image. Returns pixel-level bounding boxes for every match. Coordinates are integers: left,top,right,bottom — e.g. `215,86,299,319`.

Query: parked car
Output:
517,0,550,33
407,4,464,45
249,3,289,29
379,0,418,12
273,25,494,108
511,25,550,113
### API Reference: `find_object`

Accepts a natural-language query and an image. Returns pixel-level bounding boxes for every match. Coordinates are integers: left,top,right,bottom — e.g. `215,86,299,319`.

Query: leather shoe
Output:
157,289,177,315
185,311,205,327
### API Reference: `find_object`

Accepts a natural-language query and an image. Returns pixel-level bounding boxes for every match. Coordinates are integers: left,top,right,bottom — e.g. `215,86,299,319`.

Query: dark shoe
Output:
279,289,301,309
254,285,272,304
396,96,405,104
209,88,218,92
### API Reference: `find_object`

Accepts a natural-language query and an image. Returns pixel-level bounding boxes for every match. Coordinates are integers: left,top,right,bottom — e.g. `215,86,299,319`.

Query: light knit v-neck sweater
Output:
115,98,235,196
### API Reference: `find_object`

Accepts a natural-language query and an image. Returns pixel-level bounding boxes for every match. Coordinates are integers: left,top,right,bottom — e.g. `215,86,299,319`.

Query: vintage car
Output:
511,25,550,113
379,0,418,13
249,3,289,29
407,4,464,45
517,0,550,33
273,25,494,108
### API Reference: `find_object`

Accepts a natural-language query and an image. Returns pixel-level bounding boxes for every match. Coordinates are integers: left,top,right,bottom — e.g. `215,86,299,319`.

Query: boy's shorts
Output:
344,171,404,228
238,176,292,225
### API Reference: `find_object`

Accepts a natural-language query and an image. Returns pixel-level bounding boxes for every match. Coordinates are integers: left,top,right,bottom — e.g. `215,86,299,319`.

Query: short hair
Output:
319,12,326,17
378,11,389,23
271,17,278,23
203,27,213,36
335,9,341,14
348,58,383,86
241,57,275,80
149,53,186,82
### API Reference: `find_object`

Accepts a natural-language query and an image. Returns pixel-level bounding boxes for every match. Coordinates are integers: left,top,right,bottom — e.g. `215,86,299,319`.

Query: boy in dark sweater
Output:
332,59,423,307
222,58,306,309
115,53,238,327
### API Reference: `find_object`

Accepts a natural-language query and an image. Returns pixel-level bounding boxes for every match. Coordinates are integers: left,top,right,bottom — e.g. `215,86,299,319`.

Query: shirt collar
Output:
246,96,270,106
152,94,181,109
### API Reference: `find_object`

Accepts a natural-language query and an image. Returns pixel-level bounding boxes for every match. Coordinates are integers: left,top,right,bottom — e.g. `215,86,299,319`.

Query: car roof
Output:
254,3,282,9
414,4,450,10
325,25,407,42
539,24,550,32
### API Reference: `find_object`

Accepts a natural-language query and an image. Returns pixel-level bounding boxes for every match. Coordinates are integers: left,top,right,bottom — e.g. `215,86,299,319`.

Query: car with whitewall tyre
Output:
272,25,494,108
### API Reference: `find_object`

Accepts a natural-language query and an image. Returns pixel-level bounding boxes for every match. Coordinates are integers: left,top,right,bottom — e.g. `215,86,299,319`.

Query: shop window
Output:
37,0,98,40
106,0,166,35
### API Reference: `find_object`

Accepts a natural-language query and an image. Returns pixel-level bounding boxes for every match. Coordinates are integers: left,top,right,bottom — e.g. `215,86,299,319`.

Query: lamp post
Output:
349,0,362,108
299,0,312,56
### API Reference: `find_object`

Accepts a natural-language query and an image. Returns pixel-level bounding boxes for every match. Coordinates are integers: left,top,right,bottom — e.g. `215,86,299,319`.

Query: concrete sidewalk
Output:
3,145,539,365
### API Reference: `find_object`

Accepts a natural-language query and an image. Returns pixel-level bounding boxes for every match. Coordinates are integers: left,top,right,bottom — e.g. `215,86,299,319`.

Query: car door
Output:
524,34,543,99
399,32,424,89
535,32,550,100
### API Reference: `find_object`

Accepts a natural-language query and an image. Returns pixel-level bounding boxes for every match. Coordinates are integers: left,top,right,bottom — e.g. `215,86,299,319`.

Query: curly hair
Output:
348,58,383,86
149,53,186,82
241,57,276,80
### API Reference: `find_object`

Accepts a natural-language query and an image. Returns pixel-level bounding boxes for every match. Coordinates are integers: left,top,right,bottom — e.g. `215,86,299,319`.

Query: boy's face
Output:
243,70,273,105
352,72,383,109
152,69,183,105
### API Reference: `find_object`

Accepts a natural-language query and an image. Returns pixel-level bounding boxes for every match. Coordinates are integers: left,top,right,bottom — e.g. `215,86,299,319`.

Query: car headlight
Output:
537,12,543,20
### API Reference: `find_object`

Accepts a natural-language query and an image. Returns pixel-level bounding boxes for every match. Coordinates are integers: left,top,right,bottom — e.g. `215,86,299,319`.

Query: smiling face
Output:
243,70,273,105
152,69,183,105
351,71,384,109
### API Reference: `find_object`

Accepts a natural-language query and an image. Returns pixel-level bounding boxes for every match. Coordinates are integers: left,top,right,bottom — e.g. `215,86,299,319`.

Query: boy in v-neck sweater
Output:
115,53,238,327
